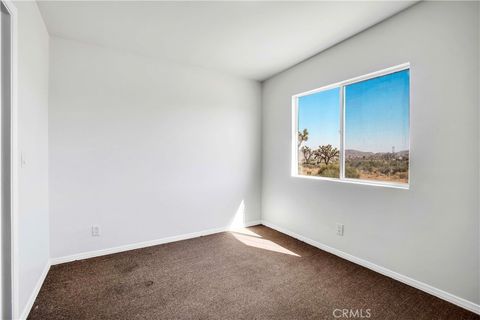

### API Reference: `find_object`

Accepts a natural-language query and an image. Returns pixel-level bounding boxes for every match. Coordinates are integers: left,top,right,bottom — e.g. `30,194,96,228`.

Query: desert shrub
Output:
346,158,408,177
379,166,391,175
345,166,360,178
317,163,339,178
397,172,408,179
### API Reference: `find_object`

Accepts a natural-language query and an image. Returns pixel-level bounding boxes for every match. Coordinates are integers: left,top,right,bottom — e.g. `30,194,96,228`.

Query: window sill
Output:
292,174,409,190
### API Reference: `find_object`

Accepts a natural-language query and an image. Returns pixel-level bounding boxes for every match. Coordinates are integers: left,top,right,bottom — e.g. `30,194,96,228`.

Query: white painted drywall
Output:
49,37,262,259
262,1,479,305
15,1,50,317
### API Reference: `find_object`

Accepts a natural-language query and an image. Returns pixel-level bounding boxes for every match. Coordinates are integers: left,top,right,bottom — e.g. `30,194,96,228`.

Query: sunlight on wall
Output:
231,232,300,257
229,200,299,256
230,200,246,228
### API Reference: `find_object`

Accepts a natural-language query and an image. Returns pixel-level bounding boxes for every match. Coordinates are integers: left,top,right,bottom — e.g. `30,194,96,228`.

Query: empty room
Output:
0,0,479,319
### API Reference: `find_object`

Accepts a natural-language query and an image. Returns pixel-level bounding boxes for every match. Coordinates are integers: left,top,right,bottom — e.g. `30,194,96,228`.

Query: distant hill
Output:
345,149,409,159
345,150,374,158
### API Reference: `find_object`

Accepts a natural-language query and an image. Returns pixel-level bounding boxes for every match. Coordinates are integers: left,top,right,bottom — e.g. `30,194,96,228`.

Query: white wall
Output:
15,1,50,318
49,37,262,259
262,1,479,306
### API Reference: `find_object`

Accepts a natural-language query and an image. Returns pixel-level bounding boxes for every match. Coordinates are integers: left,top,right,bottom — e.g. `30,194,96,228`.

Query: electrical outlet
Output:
92,225,101,237
336,223,344,236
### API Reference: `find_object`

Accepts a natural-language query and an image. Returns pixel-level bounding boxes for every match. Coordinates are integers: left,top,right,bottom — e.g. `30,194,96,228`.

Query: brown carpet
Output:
28,225,479,320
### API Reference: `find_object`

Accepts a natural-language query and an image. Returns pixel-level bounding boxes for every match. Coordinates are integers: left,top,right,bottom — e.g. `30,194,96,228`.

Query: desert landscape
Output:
298,129,409,184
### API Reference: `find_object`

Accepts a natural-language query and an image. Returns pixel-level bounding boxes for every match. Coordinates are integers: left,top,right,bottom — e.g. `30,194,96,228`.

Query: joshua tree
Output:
298,129,309,148
314,144,339,165
301,146,313,164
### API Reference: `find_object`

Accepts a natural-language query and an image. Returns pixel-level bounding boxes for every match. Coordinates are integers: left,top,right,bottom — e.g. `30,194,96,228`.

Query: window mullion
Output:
339,85,345,180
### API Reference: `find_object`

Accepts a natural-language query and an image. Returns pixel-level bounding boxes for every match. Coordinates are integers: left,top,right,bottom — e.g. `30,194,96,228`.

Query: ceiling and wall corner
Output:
37,1,416,81
37,0,421,261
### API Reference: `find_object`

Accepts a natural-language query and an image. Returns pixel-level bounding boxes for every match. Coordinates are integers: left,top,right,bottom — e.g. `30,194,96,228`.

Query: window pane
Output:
297,88,340,178
344,69,410,184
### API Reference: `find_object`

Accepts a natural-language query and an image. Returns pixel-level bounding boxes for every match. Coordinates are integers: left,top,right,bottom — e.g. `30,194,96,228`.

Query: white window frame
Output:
291,63,410,189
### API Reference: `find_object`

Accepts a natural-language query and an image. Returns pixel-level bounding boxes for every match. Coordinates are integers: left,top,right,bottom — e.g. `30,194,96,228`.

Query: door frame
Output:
0,0,17,318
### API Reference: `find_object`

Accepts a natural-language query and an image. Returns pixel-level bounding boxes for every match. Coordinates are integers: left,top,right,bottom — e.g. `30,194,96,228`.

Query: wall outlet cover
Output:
91,225,101,237
336,223,344,236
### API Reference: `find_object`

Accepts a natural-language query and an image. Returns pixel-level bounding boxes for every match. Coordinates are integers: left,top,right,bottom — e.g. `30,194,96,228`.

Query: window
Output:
293,64,410,188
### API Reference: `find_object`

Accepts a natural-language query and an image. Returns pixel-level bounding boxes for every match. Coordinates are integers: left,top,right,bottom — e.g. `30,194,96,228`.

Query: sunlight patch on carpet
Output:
231,232,300,257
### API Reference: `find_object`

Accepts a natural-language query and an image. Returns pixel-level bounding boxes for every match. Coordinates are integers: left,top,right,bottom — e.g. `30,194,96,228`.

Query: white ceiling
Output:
38,1,417,81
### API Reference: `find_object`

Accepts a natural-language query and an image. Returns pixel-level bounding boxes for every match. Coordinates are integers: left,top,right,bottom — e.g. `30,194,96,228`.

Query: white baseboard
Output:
19,261,51,320
22,220,479,317
21,221,261,318
50,220,262,266
261,220,480,315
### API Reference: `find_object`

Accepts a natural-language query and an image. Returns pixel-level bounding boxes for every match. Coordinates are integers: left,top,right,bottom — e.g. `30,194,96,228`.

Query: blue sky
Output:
298,87,340,149
298,69,409,153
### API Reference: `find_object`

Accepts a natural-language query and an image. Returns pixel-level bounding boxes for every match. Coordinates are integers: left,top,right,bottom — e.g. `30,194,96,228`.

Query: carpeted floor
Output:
28,225,479,320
